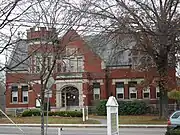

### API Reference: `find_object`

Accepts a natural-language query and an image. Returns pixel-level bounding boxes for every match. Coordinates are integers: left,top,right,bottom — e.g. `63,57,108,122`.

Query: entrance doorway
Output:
61,86,79,107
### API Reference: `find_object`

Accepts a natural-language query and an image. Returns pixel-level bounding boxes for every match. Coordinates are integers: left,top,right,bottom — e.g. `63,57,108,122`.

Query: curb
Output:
0,124,167,128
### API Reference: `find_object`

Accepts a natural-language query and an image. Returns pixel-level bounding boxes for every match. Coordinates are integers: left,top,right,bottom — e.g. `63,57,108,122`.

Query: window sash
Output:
129,87,136,93
116,82,124,88
143,87,150,98
117,93,124,99
93,88,100,94
156,86,160,98
94,94,100,100
130,93,137,99
22,91,28,102
77,58,83,72
12,86,18,91
116,87,124,93
22,86,28,91
12,91,18,102
143,93,150,98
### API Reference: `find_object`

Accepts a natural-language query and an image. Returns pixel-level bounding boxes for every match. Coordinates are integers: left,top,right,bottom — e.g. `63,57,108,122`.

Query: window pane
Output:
12,91,18,97
144,93,149,98
93,83,100,88
129,87,136,93
130,93,137,99
116,82,124,88
157,92,160,98
12,91,18,103
12,86,18,91
22,86,28,91
117,93,123,99
94,94,100,100
116,87,124,93
93,88,100,94
13,97,17,102
77,58,83,72
23,97,28,102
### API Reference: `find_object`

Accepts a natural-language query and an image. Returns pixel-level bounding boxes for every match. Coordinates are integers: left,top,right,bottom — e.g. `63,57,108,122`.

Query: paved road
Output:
0,127,166,135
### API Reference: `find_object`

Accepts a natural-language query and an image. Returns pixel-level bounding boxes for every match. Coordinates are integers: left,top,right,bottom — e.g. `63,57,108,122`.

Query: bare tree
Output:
16,1,83,135
66,0,180,118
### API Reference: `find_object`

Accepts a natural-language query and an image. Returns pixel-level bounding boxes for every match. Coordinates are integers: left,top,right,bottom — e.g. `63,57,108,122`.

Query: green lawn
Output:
0,115,168,124
90,115,167,124
0,116,100,124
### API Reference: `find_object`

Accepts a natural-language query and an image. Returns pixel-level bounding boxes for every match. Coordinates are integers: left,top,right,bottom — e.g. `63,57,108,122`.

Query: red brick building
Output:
5,27,176,114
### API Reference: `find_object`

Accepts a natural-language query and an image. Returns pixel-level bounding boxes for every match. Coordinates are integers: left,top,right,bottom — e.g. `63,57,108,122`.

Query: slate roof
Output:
83,34,136,67
6,40,29,71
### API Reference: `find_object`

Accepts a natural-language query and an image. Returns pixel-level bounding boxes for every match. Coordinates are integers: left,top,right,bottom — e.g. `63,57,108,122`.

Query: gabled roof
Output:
6,40,29,71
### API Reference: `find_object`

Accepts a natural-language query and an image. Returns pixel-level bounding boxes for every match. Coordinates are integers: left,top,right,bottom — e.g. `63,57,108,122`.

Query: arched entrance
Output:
61,86,79,107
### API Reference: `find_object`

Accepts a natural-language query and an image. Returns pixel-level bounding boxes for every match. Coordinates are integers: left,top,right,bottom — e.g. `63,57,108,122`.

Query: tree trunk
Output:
158,63,168,119
41,106,45,135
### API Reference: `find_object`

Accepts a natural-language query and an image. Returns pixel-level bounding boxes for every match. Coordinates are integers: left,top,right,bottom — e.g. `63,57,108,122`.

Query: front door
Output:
61,86,79,107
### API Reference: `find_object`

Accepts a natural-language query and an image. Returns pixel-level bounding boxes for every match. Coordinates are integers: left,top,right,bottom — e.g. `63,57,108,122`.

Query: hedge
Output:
118,100,148,115
48,111,82,117
94,100,149,116
22,109,41,117
22,110,82,117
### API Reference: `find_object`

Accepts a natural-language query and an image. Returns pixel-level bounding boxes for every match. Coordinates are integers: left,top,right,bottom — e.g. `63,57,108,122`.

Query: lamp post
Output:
46,77,55,135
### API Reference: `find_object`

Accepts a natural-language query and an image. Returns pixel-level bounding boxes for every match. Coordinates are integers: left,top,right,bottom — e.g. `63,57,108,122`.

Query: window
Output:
69,58,76,72
77,57,83,72
129,82,137,99
22,86,28,103
143,87,150,99
156,86,160,98
116,82,124,99
11,86,18,103
93,83,100,100
35,56,41,73
171,112,180,119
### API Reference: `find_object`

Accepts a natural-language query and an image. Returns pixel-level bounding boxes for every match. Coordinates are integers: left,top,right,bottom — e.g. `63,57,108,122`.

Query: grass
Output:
0,115,168,124
0,116,100,124
89,115,167,124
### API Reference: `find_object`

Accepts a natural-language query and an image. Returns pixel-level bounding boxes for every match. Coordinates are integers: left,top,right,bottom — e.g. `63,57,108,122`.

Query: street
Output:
0,126,166,135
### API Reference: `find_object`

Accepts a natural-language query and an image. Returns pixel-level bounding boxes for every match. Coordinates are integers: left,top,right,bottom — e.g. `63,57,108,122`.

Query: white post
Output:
82,107,85,122
106,96,119,135
86,106,88,120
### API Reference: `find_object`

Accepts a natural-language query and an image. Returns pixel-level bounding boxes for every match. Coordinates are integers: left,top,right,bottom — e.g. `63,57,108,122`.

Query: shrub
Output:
22,110,32,117
95,100,107,116
118,100,148,115
22,109,41,117
48,111,82,117
93,100,148,116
